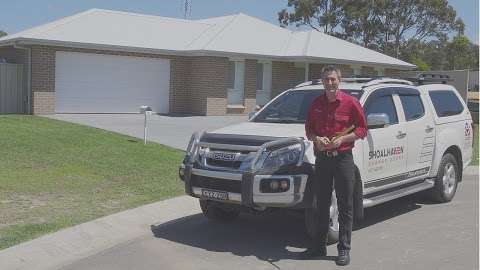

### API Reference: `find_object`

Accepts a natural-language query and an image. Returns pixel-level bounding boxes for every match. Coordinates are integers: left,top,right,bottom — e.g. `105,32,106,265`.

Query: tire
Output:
304,191,339,245
429,153,459,203
199,199,240,222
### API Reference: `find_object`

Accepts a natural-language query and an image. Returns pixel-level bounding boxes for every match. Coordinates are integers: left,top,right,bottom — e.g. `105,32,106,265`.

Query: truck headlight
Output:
257,143,303,174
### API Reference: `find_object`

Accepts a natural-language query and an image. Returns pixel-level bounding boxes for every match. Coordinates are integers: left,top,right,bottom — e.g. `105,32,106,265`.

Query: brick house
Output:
0,9,415,115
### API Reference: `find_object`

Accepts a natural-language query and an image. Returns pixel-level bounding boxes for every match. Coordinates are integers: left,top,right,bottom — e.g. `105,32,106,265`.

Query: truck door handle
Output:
396,131,407,139
425,125,434,132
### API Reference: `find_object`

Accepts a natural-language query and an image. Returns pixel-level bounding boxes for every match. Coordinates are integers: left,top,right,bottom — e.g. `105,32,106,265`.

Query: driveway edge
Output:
0,196,199,270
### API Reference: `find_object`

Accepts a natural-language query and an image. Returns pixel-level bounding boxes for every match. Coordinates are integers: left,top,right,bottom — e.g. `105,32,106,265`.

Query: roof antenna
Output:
183,0,192,19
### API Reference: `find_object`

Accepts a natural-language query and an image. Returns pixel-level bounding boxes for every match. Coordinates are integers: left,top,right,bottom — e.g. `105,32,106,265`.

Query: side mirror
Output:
367,113,390,128
248,105,263,120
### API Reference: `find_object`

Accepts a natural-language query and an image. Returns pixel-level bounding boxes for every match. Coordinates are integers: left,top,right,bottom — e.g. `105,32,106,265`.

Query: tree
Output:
278,0,347,35
447,35,476,70
402,36,478,71
279,0,462,59
341,0,385,49
364,0,459,58
0,30,7,38
410,56,431,71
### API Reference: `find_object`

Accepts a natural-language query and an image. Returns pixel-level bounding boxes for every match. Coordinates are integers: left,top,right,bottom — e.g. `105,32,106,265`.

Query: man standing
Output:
301,66,367,266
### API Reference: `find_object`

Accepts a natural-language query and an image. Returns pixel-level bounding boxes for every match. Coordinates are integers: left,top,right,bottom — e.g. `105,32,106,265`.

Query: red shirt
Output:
305,90,367,152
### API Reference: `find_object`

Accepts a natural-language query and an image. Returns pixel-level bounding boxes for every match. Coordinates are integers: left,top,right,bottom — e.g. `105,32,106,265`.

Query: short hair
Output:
321,65,342,80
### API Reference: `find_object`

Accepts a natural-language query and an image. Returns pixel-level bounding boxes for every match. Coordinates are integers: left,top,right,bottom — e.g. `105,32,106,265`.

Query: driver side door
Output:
362,88,408,189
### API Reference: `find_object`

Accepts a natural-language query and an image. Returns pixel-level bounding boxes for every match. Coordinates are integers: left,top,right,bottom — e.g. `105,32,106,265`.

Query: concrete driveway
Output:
60,173,479,270
1,170,477,270
46,114,248,150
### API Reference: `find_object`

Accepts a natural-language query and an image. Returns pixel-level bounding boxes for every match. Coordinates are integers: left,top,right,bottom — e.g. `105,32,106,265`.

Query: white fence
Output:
0,63,25,114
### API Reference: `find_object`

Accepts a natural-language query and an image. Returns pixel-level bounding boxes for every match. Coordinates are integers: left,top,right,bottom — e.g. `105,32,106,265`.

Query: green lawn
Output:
0,115,185,250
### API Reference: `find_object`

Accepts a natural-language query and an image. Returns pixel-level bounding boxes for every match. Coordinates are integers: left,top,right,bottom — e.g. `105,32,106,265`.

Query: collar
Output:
322,90,344,103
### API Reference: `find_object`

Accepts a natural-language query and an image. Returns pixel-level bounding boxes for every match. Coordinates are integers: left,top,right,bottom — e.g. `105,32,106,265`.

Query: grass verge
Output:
472,124,479,166
0,115,185,249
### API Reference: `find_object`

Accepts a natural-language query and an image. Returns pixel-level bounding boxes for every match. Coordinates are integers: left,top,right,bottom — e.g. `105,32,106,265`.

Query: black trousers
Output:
312,151,355,251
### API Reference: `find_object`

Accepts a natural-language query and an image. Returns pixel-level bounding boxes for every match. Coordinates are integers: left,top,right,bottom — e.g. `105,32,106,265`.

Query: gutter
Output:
13,42,32,114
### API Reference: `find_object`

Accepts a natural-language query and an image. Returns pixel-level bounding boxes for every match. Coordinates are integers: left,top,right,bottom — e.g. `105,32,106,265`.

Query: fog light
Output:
260,178,291,193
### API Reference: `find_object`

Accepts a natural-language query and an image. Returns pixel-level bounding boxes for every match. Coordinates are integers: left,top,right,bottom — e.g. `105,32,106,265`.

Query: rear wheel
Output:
429,153,459,203
199,199,240,222
305,191,339,244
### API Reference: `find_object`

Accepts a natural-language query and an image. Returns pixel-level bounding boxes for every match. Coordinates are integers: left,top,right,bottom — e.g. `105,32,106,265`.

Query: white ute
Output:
179,74,474,243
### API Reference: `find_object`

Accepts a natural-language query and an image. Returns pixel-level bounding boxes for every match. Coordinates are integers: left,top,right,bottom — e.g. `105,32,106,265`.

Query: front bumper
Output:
181,165,310,208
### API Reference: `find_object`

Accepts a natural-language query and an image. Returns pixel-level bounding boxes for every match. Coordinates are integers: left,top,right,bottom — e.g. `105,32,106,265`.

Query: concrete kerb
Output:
0,166,478,270
0,196,200,270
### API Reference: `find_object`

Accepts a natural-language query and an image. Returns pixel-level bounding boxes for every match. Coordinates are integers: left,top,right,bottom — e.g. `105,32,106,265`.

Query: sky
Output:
0,0,478,44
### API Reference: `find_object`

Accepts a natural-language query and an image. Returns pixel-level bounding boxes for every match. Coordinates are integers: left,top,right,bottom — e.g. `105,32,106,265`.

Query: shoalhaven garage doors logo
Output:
369,146,404,160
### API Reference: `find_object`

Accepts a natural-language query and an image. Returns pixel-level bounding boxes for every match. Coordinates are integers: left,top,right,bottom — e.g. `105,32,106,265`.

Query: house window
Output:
227,60,245,105
375,67,385,76
256,62,272,106
227,61,235,89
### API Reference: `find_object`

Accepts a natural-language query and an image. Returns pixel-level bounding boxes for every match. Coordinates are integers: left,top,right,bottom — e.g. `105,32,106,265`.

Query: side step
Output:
363,179,434,208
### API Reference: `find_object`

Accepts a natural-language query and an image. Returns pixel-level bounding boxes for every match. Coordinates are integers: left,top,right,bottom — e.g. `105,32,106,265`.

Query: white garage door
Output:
55,51,170,113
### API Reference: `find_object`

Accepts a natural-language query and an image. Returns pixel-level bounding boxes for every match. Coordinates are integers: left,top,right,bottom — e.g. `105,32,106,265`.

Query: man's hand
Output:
326,136,343,150
314,136,330,151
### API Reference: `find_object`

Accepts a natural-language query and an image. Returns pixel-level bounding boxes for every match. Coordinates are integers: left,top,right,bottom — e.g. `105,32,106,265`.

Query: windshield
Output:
252,89,363,124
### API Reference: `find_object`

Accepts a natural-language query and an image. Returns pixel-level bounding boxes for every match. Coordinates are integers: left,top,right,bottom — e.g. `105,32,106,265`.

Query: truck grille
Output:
205,158,242,169
191,175,241,193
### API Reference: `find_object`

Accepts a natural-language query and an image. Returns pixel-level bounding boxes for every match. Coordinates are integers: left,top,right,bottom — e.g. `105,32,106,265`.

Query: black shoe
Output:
298,247,327,260
336,250,350,266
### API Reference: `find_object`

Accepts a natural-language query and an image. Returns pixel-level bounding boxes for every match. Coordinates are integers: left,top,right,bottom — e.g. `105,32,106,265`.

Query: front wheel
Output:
429,153,459,203
304,192,339,244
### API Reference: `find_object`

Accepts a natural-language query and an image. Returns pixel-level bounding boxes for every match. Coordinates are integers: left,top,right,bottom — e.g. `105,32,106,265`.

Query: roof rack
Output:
403,73,452,85
361,77,414,87
293,73,452,89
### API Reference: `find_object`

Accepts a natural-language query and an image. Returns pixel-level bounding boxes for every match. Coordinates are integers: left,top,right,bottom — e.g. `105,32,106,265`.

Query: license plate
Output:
201,189,229,201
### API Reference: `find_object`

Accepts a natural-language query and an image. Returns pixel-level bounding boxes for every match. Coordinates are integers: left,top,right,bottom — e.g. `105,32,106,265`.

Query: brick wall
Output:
27,45,235,116
32,92,55,114
169,56,191,114
272,61,296,98
24,44,409,115
309,64,379,80
309,64,324,81
28,45,198,115
31,46,55,96
361,66,377,76
385,68,402,77
338,64,354,77
243,59,257,113
189,56,228,115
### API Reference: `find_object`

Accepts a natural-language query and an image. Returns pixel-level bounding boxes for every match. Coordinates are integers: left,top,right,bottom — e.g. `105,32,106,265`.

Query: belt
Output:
318,150,352,158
